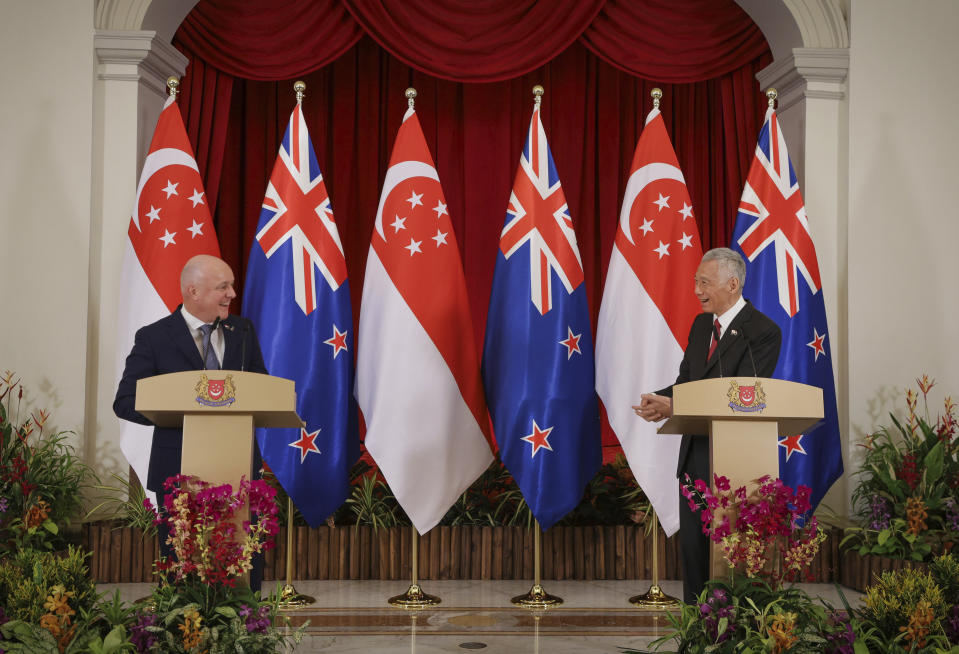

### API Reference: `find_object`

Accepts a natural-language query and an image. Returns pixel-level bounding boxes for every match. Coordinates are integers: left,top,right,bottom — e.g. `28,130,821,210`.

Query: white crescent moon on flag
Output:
374,160,439,240
130,147,200,232
619,162,686,246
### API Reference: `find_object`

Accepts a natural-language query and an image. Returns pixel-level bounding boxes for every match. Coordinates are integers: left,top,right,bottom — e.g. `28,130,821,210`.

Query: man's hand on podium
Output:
633,393,672,422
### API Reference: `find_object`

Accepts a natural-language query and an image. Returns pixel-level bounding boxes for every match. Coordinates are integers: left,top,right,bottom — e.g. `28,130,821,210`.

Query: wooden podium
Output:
658,377,824,580
135,370,303,495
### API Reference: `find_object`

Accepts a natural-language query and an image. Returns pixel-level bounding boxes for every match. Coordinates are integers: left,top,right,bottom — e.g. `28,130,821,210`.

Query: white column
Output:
757,47,850,513
86,30,187,480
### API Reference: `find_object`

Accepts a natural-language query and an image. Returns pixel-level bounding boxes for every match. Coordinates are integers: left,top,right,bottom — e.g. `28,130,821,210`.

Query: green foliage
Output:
844,376,958,562
0,372,97,555
861,566,947,645
0,546,97,623
85,472,157,535
642,576,844,653
344,469,407,530
141,583,304,653
931,551,959,605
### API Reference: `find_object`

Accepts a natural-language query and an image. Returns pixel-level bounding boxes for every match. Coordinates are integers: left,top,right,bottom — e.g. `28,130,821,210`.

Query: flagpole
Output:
511,519,562,608
277,496,315,610
629,509,679,609
389,525,441,607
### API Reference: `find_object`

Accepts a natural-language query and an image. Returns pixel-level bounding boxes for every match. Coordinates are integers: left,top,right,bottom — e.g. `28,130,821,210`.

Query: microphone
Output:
713,320,724,378
742,326,758,377
240,318,251,372
203,317,221,370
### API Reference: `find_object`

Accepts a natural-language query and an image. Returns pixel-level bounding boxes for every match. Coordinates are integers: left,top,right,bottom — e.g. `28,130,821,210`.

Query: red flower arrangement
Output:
682,473,825,589
149,474,280,587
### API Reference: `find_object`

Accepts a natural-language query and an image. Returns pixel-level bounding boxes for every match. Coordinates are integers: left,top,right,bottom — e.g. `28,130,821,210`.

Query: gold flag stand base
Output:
629,584,679,610
512,521,563,610
629,510,679,610
511,583,563,609
277,583,316,611
277,498,316,611
388,583,441,608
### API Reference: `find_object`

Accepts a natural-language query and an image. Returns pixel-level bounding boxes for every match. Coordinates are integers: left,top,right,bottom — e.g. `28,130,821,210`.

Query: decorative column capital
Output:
757,47,849,112
95,29,187,98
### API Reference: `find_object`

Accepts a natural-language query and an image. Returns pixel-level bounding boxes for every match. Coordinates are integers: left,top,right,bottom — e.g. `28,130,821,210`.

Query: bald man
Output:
114,255,268,587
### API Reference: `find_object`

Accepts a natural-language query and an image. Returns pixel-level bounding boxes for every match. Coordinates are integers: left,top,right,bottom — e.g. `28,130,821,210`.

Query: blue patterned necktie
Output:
199,323,220,370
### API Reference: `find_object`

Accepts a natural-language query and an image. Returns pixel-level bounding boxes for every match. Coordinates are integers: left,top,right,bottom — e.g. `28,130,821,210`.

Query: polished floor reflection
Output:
99,579,864,653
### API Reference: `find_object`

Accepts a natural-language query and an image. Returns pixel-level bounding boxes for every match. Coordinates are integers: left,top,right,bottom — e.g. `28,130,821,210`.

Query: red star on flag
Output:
521,420,554,458
324,325,348,359
559,326,582,359
807,327,826,362
778,434,806,461
289,427,322,463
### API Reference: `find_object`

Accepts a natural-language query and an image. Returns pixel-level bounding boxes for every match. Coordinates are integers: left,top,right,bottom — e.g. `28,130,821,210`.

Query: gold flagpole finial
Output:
651,87,662,110
294,81,306,104
166,76,180,98
405,87,417,109
532,85,544,109
766,88,778,109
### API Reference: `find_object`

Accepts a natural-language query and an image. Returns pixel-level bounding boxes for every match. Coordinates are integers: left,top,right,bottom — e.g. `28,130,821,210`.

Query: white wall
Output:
845,0,959,459
0,2,95,445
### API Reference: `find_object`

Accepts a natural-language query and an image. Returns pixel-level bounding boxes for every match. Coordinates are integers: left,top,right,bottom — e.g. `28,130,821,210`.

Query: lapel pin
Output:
730,329,738,336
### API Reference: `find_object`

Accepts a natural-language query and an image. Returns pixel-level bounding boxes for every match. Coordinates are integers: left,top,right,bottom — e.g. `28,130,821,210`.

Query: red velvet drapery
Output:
171,0,771,456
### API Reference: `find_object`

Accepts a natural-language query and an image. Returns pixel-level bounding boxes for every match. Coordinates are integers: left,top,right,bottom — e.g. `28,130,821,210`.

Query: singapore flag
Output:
356,103,493,534
115,95,221,504
595,104,703,536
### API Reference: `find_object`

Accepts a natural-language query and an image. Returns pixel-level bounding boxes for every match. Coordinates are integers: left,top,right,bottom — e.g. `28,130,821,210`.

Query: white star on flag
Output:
162,180,178,198
146,206,161,223
653,193,670,211
677,233,693,250
654,241,670,259
391,215,406,232
432,229,448,247
189,189,205,207
407,190,423,208
187,220,204,238
639,218,654,236
678,203,694,220
433,201,447,218
405,238,422,256
159,230,176,247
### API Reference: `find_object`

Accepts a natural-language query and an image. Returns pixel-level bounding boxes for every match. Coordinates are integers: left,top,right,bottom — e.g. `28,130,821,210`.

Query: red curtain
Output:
171,0,771,457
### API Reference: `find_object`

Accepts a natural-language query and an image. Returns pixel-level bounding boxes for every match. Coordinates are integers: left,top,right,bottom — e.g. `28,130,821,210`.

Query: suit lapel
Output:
703,302,755,377
221,317,241,369
166,311,204,369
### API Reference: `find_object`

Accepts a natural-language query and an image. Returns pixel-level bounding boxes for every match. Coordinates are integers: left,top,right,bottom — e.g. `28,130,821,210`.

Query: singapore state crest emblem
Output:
727,379,766,413
195,373,237,408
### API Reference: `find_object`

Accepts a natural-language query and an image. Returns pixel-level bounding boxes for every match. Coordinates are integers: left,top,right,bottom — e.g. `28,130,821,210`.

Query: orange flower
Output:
899,599,935,649
905,497,928,537
25,499,51,529
768,612,799,653
917,375,935,396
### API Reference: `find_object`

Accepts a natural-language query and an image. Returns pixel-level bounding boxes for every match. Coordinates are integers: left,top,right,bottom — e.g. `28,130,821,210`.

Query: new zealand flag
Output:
243,102,359,527
731,105,843,513
482,98,601,530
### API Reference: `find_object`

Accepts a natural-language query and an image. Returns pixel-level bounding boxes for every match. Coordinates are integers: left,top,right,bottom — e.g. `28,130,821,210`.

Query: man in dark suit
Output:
635,247,781,603
114,254,268,590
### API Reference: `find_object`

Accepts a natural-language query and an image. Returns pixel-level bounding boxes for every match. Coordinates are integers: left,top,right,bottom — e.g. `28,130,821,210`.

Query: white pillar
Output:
86,30,187,480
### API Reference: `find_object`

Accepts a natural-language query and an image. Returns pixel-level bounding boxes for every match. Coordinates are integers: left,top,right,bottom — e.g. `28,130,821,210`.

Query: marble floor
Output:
99,579,864,653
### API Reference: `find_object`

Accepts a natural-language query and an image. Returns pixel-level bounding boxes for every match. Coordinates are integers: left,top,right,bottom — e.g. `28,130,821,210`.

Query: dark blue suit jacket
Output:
113,308,268,491
655,300,782,476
